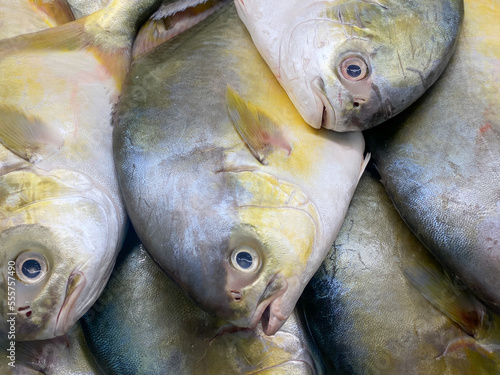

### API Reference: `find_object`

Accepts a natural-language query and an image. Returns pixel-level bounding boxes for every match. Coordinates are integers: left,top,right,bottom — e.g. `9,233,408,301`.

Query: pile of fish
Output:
0,0,498,374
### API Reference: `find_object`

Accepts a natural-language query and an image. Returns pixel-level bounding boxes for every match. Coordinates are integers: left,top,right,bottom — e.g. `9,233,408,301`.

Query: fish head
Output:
224,190,318,336
275,0,462,131
0,168,120,340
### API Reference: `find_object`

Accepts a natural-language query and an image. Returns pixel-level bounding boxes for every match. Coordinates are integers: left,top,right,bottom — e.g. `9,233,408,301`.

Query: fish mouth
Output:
54,269,86,337
312,77,336,130
249,273,289,336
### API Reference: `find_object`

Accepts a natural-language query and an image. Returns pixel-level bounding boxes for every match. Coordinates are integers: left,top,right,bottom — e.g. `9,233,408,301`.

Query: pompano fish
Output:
364,0,500,311
301,169,500,374
66,0,110,18
0,0,163,340
0,0,74,39
0,322,101,375
234,0,463,131
81,230,325,375
114,3,367,335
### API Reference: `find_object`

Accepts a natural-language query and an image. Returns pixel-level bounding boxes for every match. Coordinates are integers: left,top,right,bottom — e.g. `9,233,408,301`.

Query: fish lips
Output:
249,273,289,336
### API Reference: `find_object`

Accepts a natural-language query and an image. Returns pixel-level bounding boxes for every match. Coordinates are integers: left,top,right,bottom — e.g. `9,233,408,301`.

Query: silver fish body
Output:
364,0,500,311
235,0,464,131
114,3,366,335
301,169,500,374
81,230,325,375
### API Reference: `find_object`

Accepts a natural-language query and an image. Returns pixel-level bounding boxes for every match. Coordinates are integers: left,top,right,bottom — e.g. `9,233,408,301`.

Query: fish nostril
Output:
230,290,241,301
353,102,360,107
18,306,30,311
26,311,32,317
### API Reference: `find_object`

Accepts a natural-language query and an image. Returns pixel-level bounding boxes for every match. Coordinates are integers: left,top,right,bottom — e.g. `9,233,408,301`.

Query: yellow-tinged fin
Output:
30,0,75,26
133,0,229,59
403,259,487,337
0,106,63,163
225,85,292,165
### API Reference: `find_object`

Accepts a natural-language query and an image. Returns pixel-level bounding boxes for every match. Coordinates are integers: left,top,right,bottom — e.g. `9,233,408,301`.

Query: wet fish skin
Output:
0,322,102,375
364,0,500,311
114,3,366,336
67,0,110,18
0,0,74,39
81,230,325,375
301,169,500,374
0,0,163,341
235,0,463,131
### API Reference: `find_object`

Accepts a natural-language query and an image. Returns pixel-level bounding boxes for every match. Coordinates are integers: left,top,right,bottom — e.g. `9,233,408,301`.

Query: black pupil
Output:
346,64,362,77
22,259,41,279
236,252,253,269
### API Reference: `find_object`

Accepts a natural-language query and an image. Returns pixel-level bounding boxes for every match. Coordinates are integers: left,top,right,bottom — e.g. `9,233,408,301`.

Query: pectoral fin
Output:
403,259,487,337
225,85,291,165
0,106,63,163
133,0,227,59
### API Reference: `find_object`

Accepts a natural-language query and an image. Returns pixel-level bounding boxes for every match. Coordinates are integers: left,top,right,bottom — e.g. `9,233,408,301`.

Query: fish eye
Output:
230,247,260,273
15,251,48,285
340,56,368,81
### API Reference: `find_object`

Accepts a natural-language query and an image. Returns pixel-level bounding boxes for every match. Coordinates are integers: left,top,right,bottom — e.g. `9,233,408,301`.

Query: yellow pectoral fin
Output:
226,85,291,165
0,106,63,163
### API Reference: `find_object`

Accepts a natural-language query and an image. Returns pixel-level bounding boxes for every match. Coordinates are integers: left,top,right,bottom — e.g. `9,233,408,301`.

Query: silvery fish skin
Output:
114,3,367,335
0,0,163,340
364,0,500,311
81,231,325,375
301,169,500,374
0,0,74,39
234,0,463,132
66,0,110,18
0,322,101,375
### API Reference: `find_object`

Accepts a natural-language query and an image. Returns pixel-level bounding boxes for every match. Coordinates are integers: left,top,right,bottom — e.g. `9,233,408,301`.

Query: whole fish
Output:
114,3,367,335
0,0,163,340
301,169,500,374
364,0,500,311
0,0,74,39
66,0,110,18
81,230,325,375
0,322,101,375
234,0,463,131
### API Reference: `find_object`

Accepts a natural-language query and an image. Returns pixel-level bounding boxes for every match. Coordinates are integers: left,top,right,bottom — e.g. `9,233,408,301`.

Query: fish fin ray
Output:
358,152,371,182
30,0,75,26
133,0,228,59
0,106,63,163
403,259,487,337
225,85,291,165
0,19,89,58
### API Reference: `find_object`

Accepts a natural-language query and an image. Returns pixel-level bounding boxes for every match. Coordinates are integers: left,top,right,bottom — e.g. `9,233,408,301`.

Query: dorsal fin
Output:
30,0,75,26
225,85,291,165
133,0,228,59
0,106,63,163
403,259,487,337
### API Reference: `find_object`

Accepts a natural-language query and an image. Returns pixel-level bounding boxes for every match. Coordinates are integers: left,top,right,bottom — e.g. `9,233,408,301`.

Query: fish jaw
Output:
54,270,87,337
